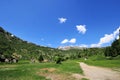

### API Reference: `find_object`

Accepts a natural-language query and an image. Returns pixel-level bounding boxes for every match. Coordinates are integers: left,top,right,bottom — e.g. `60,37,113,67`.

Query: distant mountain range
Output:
58,46,86,50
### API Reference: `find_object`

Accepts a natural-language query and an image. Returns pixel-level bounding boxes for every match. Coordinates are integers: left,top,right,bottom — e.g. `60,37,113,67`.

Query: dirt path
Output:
80,62,120,80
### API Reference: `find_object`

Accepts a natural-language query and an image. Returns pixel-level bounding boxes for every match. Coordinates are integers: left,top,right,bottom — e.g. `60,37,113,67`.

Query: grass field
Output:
84,60,120,68
0,60,83,80
78,55,120,69
80,55,120,69
0,58,120,80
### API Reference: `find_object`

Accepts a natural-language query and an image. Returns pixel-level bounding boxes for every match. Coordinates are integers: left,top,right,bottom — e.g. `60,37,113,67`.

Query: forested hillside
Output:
0,27,57,61
0,27,120,63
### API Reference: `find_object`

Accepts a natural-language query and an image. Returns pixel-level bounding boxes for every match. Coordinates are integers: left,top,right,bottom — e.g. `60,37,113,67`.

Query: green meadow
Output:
0,59,120,80
83,55,120,68
0,60,83,80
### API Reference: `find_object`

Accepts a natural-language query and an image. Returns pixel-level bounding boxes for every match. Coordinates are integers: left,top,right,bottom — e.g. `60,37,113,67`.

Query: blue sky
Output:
0,0,120,48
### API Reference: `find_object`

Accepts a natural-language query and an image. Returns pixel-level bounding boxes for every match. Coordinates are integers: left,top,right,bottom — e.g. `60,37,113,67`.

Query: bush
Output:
38,55,44,62
54,56,62,64
113,55,120,60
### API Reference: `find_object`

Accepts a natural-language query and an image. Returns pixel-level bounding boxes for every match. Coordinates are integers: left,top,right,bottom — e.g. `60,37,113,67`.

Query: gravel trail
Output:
80,62,120,80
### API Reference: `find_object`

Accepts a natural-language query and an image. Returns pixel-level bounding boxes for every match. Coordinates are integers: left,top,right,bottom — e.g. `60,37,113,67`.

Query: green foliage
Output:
111,39,120,56
104,47,112,57
105,38,120,57
54,56,62,64
38,54,44,62
113,55,120,60
0,27,57,60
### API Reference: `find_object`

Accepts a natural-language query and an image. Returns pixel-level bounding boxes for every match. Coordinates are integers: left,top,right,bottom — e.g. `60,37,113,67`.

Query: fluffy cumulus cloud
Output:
69,38,76,44
58,17,67,23
99,34,114,45
113,27,120,36
60,27,120,47
61,38,76,44
90,27,120,47
76,25,86,34
116,36,119,40
61,39,69,44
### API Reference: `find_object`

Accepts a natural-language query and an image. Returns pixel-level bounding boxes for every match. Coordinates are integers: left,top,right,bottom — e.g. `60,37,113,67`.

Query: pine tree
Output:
38,54,44,62
105,29,120,57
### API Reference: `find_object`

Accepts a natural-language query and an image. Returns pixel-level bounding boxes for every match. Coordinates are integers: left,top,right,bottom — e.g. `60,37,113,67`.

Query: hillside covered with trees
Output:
0,27,57,62
0,27,120,63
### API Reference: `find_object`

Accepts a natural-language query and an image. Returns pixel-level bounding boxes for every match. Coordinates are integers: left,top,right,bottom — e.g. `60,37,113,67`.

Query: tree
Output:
54,56,62,64
104,29,120,57
111,29,120,56
38,54,44,62
104,47,112,57
111,39,120,57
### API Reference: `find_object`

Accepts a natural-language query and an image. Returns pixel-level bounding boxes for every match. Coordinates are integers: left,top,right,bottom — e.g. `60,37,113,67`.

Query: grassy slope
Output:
79,55,120,68
84,60,120,68
0,60,83,80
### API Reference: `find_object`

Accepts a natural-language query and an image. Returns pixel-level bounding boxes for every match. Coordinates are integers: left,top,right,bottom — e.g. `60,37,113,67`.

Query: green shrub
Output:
38,55,44,62
54,56,62,64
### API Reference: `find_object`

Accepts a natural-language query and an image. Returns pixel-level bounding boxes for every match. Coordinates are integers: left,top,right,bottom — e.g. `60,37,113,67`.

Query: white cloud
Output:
99,34,114,45
60,27,120,47
113,27,120,36
98,27,120,45
76,25,86,34
116,35,119,40
61,38,76,44
58,17,67,23
69,38,76,44
90,27,120,47
61,39,69,44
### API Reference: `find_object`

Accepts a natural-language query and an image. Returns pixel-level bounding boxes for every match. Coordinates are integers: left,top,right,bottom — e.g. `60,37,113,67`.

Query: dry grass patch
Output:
0,64,17,68
0,65,17,71
37,68,76,80
40,68,57,73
